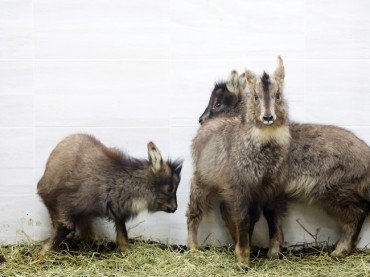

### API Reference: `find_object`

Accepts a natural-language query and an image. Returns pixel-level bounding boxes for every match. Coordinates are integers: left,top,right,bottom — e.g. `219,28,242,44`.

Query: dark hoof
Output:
240,264,251,273
330,249,348,259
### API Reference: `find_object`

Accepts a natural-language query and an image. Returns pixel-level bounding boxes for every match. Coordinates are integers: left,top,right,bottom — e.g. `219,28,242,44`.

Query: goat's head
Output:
147,142,183,213
244,56,288,128
199,70,246,125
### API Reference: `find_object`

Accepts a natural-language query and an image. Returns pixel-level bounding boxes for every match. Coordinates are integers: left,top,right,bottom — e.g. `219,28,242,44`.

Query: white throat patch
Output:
250,125,290,146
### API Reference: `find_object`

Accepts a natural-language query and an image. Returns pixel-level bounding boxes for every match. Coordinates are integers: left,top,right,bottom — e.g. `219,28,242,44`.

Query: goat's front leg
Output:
234,203,261,271
222,202,260,254
235,215,252,271
115,220,129,251
234,204,261,271
263,197,287,259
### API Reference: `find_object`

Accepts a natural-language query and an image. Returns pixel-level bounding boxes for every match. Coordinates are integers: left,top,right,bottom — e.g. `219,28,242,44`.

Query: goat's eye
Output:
214,102,222,111
276,92,281,100
167,185,173,193
254,95,259,101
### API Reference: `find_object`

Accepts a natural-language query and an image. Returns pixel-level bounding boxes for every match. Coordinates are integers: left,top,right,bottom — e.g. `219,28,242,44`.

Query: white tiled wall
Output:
1,0,370,249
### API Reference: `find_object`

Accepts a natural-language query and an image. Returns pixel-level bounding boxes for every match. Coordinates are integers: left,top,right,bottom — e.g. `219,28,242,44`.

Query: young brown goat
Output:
199,67,370,259
187,57,290,269
37,134,182,255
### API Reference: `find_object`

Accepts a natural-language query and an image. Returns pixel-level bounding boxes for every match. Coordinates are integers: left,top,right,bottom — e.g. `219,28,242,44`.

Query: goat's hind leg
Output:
324,200,369,258
331,212,367,258
76,217,97,243
186,175,212,250
40,222,74,255
220,201,237,242
40,210,75,256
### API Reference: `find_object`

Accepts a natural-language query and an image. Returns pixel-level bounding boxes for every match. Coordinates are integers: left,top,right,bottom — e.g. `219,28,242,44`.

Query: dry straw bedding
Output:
0,239,370,276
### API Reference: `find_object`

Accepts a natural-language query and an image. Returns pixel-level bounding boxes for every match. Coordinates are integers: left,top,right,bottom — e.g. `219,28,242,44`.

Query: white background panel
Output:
0,61,33,95
34,61,171,127
305,61,370,128
0,95,34,127
306,0,370,59
0,0,33,59
34,0,171,59
0,128,34,170
170,0,305,60
1,0,370,251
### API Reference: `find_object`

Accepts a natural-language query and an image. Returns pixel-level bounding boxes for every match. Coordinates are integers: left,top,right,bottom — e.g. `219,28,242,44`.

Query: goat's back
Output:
37,134,126,193
287,123,370,201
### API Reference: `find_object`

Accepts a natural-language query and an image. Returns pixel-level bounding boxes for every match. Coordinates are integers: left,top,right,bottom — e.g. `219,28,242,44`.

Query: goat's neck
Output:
247,124,291,147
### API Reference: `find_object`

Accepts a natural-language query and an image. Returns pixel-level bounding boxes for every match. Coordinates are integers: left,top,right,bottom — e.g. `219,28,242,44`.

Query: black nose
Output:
263,115,274,122
198,117,204,124
166,207,177,213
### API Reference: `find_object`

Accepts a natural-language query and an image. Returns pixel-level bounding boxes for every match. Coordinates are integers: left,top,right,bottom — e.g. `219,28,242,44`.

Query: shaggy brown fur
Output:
187,57,290,269
199,68,370,259
37,134,182,254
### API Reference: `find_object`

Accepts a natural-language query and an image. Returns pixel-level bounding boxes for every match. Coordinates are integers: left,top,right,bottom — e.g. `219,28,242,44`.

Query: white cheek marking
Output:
131,199,148,214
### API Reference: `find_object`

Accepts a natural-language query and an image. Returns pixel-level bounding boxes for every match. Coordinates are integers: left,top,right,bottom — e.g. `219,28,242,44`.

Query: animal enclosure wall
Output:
1,0,370,250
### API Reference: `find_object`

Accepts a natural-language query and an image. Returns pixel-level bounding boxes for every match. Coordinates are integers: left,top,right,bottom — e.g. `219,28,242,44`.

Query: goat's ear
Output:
226,70,240,95
274,55,285,86
245,69,257,91
238,72,247,91
148,142,163,173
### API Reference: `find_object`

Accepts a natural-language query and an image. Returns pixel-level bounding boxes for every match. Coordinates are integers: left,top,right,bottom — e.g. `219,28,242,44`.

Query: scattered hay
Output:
0,239,369,276
0,254,5,264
